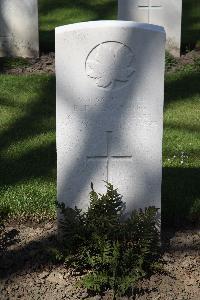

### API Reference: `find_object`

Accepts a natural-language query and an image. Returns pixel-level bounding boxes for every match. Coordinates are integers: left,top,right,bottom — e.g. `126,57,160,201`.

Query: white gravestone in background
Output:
56,21,165,214
118,0,182,57
0,0,39,57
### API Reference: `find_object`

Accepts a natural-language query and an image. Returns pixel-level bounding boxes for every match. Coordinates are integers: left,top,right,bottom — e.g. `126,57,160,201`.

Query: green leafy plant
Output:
58,182,160,298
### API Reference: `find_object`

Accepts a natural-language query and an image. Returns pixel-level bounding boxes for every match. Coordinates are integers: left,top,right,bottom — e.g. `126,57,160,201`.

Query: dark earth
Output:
0,49,200,75
0,221,199,299
0,52,55,75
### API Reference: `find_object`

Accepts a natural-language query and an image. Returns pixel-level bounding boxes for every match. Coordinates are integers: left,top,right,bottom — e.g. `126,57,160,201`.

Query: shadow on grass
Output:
182,0,200,50
39,30,55,53
39,0,116,20
0,76,56,186
162,167,200,228
165,69,200,105
39,0,116,52
38,0,200,53
163,69,200,227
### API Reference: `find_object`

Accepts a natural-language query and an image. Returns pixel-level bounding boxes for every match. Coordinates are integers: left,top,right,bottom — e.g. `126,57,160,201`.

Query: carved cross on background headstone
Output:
87,131,132,182
138,0,162,23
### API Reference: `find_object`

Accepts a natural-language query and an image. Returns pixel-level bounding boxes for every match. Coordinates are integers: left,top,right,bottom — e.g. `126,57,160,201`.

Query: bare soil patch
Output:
0,53,55,75
168,49,200,73
0,49,200,75
0,221,199,300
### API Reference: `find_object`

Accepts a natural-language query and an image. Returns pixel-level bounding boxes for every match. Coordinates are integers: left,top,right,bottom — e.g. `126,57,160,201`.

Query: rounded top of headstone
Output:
55,20,165,35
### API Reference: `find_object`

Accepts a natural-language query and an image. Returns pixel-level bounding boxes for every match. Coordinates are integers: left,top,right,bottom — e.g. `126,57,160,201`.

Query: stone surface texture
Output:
56,21,165,214
0,0,39,57
118,0,182,57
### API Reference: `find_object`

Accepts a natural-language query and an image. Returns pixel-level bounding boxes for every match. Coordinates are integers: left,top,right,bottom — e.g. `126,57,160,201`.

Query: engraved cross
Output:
138,0,162,23
87,131,132,182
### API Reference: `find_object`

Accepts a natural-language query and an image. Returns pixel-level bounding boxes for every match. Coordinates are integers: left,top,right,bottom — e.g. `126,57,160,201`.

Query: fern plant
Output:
58,182,160,298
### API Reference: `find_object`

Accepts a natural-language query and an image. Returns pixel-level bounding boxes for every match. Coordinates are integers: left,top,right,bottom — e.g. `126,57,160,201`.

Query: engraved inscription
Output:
86,42,135,90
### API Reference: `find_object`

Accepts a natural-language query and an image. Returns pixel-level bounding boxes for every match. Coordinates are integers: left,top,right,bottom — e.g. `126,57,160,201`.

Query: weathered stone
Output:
118,0,182,57
0,0,39,57
56,21,165,215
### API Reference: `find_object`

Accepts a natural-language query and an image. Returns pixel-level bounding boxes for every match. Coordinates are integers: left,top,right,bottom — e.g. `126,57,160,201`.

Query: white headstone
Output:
56,21,165,214
0,0,39,57
118,0,182,57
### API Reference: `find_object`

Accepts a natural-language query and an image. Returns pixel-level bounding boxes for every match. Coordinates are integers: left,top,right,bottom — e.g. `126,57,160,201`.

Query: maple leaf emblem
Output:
86,42,135,89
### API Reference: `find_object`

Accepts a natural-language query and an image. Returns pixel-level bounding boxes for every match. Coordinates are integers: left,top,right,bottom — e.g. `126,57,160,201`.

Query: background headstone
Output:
56,21,165,214
0,0,39,57
118,0,182,57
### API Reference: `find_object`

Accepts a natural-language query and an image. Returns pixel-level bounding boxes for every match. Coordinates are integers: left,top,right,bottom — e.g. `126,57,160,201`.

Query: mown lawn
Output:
38,0,200,51
182,0,200,47
162,66,200,226
38,0,116,51
0,65,199,224
0,75,56,219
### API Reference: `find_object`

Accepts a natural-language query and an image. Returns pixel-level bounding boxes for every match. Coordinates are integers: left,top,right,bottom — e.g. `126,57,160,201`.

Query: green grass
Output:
38,0,200,52
182,0,200,47
0,67,199,225
0,75,56,219
0,57,30,69
38,0,116,51
162,67,200,226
